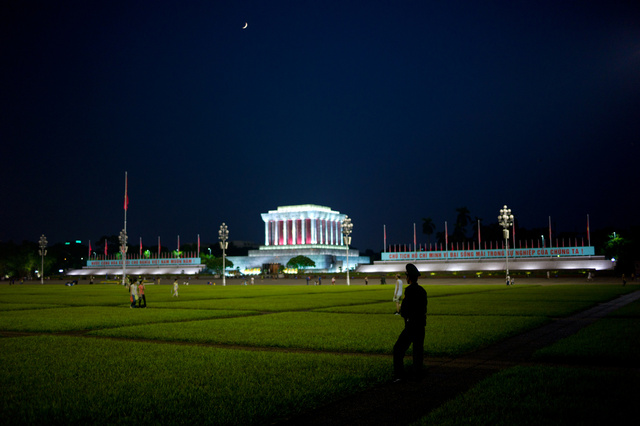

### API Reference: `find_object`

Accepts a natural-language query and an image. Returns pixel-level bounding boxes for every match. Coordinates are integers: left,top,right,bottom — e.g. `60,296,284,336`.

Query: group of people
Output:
306,276,323,285
128,278,147,308
128,277,183,306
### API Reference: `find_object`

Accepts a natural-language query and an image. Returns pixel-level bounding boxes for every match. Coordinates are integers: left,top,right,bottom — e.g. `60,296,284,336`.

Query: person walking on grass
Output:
393,274,403,315
137,279,146,308
130,279,138,308
393,263,427,383
172,278,179,297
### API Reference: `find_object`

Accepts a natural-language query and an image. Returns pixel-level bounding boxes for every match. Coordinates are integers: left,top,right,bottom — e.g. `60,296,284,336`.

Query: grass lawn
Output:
532,298,640,365
416,365,639,426
416,288,640,426
1,283,638,425
89,311,547,355
0,335,388,426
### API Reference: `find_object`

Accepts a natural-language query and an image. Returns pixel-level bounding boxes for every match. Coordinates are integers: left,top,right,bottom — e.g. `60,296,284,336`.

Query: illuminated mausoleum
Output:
68,204,370,276
227,204,370,274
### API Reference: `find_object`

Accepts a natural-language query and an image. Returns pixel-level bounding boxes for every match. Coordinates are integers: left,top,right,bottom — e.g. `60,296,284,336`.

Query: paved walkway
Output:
278,289,640,426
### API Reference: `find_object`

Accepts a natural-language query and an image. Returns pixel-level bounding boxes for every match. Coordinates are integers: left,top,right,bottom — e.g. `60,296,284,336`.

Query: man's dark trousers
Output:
393,321,425,378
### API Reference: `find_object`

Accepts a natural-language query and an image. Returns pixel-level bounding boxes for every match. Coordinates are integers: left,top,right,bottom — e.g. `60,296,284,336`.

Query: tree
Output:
286,255,316,271
603,232,633,273
421,217,435,245
454,207,471,241
200,254,215,270
471,216,482,245
201,254,234,275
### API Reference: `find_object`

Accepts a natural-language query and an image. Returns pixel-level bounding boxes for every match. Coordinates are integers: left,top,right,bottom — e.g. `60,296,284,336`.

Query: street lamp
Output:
38,234,47,284
119,228,128,286
498,205,514,282
341,216,353,286
218,223,229,286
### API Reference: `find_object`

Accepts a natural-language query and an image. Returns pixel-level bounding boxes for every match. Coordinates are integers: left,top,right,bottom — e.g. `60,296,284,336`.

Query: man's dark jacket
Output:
400,283,427,326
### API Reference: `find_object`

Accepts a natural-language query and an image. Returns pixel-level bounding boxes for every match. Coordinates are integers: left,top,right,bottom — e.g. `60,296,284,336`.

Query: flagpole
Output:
413,223,416,252
383,224,386,253
445,221,448,255
121,172,128,286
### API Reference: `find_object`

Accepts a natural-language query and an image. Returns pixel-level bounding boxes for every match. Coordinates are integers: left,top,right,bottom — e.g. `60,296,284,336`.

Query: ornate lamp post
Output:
218,223,229,286
498,205,514,282
341,216,353,286
119,228,128,286
38,234,47,284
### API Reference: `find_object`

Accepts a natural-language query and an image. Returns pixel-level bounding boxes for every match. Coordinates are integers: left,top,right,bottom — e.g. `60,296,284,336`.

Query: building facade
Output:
262,204,346,247
228,204,370,274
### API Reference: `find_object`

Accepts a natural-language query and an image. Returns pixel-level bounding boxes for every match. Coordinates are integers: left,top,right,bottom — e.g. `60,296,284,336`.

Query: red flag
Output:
445,221,448,249
548,216,552,248
158,236,161,257
104,240,108,256
140,237,142,257
197,234,200,257
124,172,129,211
587,214,590,246
89,240,92,258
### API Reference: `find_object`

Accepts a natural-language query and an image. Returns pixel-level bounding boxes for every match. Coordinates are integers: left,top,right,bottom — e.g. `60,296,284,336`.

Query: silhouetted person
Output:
393,263,427,382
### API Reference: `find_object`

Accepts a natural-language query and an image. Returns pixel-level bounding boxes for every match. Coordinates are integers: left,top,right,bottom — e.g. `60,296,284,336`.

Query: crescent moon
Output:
242,22,248,29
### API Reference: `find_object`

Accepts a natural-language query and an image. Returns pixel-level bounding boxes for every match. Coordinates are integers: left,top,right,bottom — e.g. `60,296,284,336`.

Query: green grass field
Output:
1,282,638,425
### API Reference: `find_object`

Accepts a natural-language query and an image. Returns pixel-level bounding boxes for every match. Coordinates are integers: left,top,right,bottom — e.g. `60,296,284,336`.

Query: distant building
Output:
227,204,370,274
67,204,370,276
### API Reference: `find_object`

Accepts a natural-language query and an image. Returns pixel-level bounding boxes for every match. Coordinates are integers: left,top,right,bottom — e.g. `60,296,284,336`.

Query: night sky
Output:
2,0,639,253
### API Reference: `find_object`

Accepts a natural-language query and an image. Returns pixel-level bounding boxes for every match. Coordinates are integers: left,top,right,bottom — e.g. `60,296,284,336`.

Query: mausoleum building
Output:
228,204,370,273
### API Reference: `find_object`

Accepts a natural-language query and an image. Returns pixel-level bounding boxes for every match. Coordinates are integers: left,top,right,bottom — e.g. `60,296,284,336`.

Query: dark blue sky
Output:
2,0,639,252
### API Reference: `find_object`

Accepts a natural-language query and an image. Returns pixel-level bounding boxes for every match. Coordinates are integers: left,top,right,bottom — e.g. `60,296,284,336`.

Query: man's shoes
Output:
394,312,400,315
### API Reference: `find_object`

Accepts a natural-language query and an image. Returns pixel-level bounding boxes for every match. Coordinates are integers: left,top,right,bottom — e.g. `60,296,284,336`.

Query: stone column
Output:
265,221,270,246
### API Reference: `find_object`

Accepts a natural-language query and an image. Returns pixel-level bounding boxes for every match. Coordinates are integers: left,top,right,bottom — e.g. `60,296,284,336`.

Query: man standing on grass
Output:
138,279,146,308
393,263,427,382
172,278,179,297
130,280,138,308
393,274,403,315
